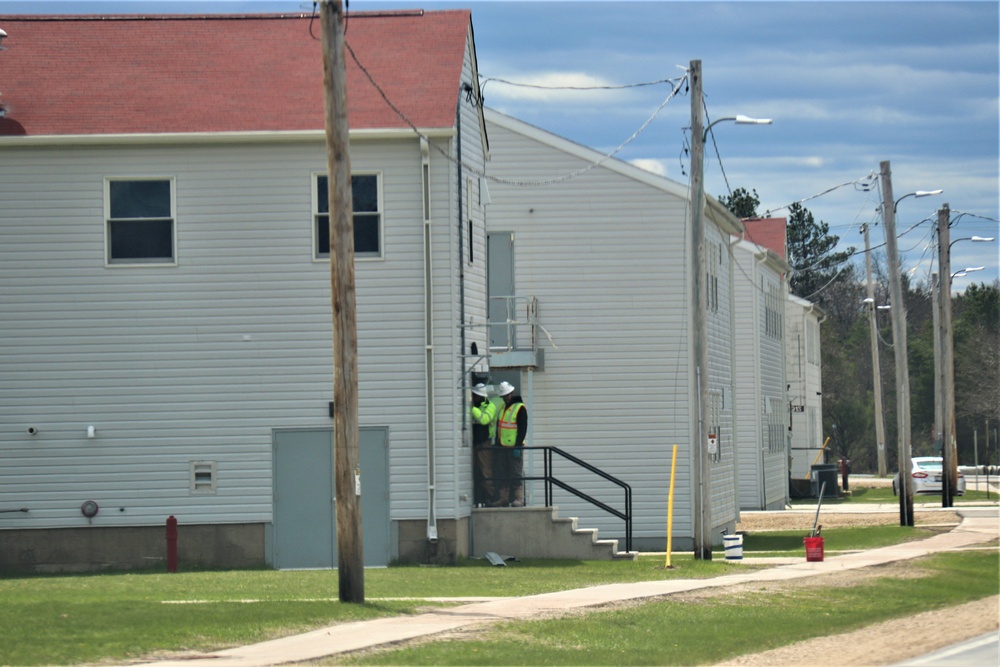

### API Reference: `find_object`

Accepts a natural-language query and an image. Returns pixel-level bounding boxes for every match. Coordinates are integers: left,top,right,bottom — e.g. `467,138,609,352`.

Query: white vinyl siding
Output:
0,136,461,529
485,110,741,548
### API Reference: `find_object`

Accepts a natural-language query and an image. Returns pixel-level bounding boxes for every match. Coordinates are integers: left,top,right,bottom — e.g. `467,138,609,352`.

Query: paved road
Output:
897,631,1000,666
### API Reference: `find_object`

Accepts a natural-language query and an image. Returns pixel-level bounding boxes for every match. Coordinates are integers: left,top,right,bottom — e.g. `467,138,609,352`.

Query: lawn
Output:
0,524,971,666
336,550,1000,666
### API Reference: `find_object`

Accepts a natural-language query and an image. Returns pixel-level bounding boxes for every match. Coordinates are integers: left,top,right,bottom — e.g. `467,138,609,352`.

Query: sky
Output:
3,0,998,295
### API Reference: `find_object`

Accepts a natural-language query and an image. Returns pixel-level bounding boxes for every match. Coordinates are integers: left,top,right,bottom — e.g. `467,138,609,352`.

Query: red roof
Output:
741,217,787,259
0,10,472,136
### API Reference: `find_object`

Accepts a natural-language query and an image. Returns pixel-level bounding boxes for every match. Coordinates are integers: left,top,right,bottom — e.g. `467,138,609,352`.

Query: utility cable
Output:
346,34,689,187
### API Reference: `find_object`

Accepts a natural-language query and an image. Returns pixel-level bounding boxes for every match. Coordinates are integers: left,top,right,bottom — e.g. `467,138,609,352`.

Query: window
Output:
764,282,783,340
106,178,175,265
706,241,721,313
190,461,217,494
315,173,382,259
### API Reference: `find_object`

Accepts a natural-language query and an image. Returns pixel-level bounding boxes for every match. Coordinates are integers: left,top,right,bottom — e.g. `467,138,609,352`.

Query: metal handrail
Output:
483,445,632,552
488,295,538,352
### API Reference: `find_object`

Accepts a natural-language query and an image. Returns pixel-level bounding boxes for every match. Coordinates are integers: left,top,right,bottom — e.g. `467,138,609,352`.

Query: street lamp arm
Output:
949,235,995,250
893,189,943,212
702,115,772,140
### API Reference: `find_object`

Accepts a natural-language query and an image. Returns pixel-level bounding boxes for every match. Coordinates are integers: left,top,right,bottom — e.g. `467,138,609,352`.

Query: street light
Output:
952,266,985,279
704,115,774,137
866,186,941,481
879,170,944,526
688,59,771,559
893,189,944,211
938,217,995,507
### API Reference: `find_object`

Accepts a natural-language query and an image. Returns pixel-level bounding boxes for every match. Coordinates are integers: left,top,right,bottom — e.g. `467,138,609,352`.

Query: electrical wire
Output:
703,102,733,196
763,173,878,217
480,75,682,92
345,33,689,187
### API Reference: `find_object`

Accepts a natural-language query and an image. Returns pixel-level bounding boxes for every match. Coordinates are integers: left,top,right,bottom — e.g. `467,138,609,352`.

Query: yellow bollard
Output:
665,444,678,568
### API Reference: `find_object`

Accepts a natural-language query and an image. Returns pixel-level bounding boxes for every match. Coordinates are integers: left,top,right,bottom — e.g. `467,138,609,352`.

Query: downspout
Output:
421,137,437,542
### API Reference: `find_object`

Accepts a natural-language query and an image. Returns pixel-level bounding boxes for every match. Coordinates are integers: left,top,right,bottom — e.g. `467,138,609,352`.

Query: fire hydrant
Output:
166,515,178,573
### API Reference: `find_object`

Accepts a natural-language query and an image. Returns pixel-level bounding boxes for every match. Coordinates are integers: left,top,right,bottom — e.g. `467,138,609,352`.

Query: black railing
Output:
480,445,632,553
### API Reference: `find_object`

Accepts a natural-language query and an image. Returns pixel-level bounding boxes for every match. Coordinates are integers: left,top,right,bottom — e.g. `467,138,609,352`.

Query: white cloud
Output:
628,159,669,178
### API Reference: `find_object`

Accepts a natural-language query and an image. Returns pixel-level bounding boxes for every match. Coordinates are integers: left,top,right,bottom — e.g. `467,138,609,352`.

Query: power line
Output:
345,34,689,187
480,75,682,92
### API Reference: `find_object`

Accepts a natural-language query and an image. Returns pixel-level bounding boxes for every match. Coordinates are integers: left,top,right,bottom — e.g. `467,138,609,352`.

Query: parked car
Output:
893,456,966,496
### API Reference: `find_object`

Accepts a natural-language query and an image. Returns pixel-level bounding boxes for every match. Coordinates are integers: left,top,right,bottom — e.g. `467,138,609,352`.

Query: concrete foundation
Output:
0,523,265,574
395,517,470,565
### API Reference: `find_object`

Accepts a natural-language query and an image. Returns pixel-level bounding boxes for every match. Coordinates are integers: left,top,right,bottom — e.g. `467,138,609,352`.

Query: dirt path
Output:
714,595,999,666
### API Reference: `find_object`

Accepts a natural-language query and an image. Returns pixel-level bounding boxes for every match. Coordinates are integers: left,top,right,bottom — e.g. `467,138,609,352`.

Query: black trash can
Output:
810,464,839,498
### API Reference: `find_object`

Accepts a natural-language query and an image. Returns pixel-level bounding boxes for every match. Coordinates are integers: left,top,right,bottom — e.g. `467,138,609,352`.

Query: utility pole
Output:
688,59,712,560
862,223,888,477
937,204,957,508
932,272,943,461
880,161,914,526
320,0,364,603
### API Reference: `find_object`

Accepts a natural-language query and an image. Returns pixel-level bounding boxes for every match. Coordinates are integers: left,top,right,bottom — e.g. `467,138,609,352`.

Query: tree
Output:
786,202,856,304
718,187,761,219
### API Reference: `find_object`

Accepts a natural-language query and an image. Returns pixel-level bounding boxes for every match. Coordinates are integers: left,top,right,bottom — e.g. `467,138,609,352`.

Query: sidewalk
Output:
140,507,999,667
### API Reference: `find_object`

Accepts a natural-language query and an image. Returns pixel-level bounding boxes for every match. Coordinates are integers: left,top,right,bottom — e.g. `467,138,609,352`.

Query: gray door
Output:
273,427,389,569
488,232,515,349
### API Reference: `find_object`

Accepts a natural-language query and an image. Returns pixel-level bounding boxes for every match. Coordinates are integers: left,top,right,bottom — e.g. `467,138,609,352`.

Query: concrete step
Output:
471,506,635,561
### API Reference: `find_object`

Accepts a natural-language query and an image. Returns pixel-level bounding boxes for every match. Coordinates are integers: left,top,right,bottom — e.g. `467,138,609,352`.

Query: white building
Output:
483,109,746,551
0,10,490,571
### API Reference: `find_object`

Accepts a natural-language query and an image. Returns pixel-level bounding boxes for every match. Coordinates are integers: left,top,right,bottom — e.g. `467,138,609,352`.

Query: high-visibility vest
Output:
497,402,525,447
471,398,498,442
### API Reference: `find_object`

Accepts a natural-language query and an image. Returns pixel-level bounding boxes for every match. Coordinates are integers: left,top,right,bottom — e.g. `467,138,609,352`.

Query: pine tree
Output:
786,202,855,302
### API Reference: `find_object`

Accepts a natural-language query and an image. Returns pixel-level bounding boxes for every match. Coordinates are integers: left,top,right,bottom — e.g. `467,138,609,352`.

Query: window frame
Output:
104,176,177,267
312,171,384,261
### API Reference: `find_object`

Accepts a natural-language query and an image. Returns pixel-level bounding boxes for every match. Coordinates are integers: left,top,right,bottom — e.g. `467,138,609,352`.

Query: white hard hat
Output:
471,383,489,398
498,381,516,397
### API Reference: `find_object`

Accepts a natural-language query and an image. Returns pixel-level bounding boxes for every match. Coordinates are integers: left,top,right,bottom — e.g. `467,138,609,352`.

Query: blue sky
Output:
4,0,998,293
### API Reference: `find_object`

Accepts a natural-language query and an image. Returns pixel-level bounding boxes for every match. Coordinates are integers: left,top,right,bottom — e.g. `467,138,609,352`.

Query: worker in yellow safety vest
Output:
471,383,499,506
494,381,527,507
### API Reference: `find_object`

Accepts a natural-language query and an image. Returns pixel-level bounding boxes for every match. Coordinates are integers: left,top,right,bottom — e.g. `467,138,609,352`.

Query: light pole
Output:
867,189,940,480
937,206,994,508
862,223,889,476
688,59,771,559
879,161,916,526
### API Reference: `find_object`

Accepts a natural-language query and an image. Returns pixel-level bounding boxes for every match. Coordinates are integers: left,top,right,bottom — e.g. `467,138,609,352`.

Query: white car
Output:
893,456,966,496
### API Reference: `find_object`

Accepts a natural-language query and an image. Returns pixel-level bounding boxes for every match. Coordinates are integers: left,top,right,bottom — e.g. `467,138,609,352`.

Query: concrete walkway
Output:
139,508,999,667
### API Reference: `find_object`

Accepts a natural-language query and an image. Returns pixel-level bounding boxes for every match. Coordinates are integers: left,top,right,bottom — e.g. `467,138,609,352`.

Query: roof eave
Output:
0,127,456,147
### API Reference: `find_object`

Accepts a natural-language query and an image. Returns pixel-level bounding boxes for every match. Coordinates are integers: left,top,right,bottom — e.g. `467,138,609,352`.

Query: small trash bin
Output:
804,536,824,562
810,464,839,498
723,534,743,561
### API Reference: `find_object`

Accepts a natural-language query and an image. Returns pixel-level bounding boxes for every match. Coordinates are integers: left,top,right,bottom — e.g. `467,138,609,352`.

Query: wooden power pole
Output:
862,223,888,477
320,0,364,603
688,59,712,560
937,204,957,508
879,160,914,527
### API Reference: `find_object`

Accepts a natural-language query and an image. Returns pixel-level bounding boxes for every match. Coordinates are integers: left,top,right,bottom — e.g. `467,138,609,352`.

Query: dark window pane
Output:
316,214,330,257
352,175,378,212
110,180,171,218
109,219,173,260
354,213,380,254
317,176,329,214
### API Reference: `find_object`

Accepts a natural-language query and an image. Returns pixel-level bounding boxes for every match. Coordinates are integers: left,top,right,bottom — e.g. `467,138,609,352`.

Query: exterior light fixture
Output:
893,188,943,211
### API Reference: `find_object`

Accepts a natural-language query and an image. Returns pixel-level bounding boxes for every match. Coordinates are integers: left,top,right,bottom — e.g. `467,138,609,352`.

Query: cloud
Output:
628,159,669,178
481,71,637,105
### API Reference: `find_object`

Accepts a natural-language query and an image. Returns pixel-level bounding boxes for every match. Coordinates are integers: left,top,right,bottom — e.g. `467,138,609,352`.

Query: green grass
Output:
0,525,990,666
338,550,1000,666
791,485,996,505
742,524,937,553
